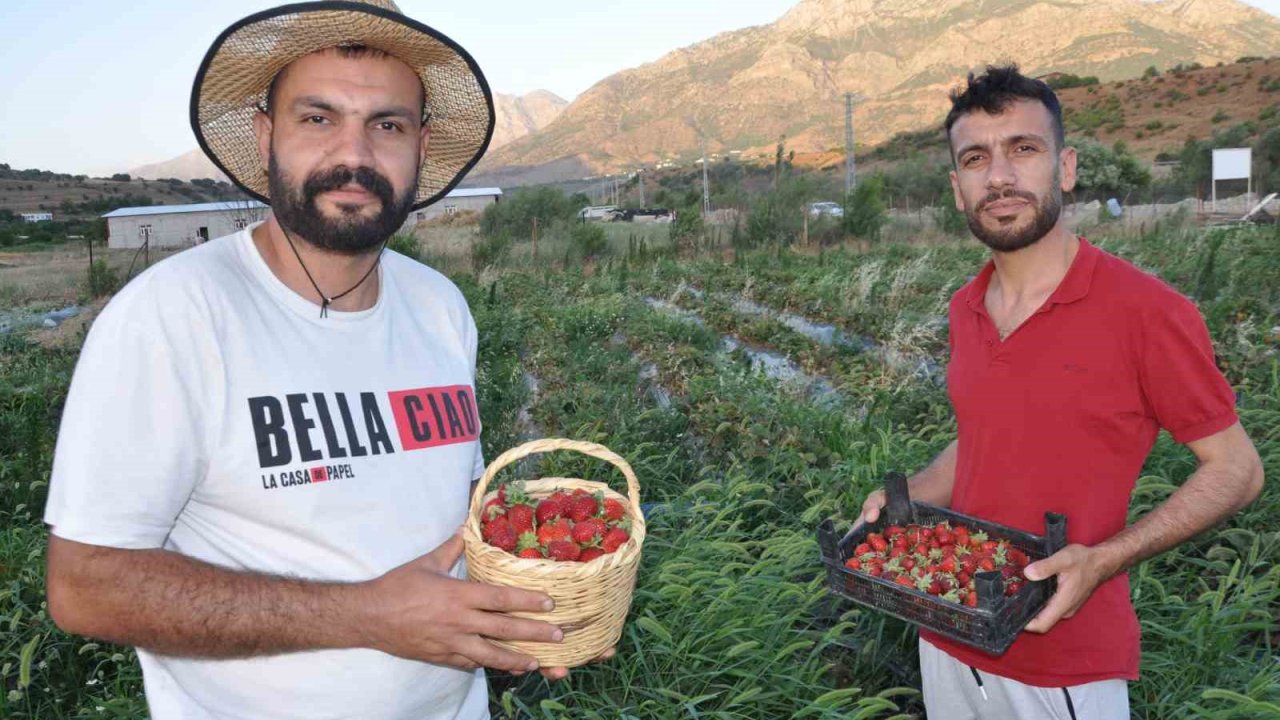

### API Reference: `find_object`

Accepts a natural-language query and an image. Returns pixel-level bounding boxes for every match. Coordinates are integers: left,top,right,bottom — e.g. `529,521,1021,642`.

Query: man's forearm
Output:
907,439,958,507
1093,450,1263,579
47,538,373,659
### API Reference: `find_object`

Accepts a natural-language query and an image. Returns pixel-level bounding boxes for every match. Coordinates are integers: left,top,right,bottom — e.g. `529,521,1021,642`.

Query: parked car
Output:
578,205,618,221
808,201,844,219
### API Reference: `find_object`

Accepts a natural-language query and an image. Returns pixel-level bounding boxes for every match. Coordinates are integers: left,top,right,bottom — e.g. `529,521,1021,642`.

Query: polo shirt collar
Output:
964,236,1100,316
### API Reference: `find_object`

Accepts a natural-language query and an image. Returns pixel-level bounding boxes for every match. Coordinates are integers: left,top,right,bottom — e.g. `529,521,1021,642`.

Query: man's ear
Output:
949,169,964,211
252,111,273,175
419,123,431,166
1059,144,1078,193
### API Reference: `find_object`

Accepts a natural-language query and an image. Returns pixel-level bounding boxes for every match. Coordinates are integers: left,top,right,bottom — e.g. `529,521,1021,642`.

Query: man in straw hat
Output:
44,2,598,717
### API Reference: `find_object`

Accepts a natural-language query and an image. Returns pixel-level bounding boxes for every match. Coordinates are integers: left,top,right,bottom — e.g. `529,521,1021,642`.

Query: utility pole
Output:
845,92,862,195
638,169,645,207
701,138,711,216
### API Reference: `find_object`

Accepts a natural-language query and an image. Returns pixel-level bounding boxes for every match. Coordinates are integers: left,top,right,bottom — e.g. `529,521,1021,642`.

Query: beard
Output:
267,149,416,255
965,181,1062,253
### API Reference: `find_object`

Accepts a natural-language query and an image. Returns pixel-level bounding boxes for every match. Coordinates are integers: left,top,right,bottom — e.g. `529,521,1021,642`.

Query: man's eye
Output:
377,121,401,132
305,115,328,125
964,155,983,166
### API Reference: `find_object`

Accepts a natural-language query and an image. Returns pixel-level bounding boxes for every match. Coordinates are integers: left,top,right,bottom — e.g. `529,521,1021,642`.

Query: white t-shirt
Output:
45,223,489,720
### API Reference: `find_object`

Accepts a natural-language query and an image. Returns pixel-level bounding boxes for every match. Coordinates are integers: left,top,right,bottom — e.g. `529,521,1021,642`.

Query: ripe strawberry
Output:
537,518,572,545
603,497,626,521
567,493,600,522
884,525,905,538
1005,580,1024,596
547,540,582,562
845,557,862,570
487,520,518,553
601,526,630,553
934,526,954,546
964,591,978,608
481,497,506,523
867,533,887,553
514,531,542,558
901,556,916,571
913,543,930,557
536,494,567,523
481,515,511,542
506,503,535,534
1008,548,1030,568
854,542,871,556
979,557,996,572
938,556,957,574
579,547,606,563
894,575,915,589
572,518,606,545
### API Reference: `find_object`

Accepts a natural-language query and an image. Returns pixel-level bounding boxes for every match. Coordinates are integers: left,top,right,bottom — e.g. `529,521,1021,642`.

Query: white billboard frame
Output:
1211,148,1252,212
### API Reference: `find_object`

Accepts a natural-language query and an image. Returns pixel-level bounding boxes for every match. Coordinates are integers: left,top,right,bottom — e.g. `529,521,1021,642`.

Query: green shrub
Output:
87,259,119,297
571,222,608,260
386,232,421,262
471,231,511,272
843,176,886,241
934,201,969,237
668,206,705,249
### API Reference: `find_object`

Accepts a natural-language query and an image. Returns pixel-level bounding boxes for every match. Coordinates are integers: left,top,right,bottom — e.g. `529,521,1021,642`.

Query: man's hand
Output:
858,488,887,526
362,531,564,674
1021,544,1112,634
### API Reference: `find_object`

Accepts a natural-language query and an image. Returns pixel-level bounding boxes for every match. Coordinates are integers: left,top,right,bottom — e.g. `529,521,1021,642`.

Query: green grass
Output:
2,222,1278,718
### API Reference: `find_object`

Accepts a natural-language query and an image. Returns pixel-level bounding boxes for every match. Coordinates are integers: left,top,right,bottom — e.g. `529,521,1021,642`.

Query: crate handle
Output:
883,471,913,526
818,519,839,560
976,570,1004,612
1043,512,1067,555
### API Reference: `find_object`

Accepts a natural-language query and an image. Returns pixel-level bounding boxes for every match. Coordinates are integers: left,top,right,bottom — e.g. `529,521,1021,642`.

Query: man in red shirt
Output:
859,65,1264,719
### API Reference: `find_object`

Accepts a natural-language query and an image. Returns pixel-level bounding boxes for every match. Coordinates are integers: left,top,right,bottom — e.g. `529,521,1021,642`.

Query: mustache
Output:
977,188,1038,212
302,165,394,206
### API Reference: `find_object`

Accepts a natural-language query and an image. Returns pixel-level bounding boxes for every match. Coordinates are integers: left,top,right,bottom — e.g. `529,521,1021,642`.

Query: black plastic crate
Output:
819,472,1067,656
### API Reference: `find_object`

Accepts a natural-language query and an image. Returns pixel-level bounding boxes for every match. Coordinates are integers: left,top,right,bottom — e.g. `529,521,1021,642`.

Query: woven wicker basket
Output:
462,438,646,668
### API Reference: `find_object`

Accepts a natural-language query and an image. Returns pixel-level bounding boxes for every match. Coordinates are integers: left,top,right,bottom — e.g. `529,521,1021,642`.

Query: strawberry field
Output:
2,218,1278,718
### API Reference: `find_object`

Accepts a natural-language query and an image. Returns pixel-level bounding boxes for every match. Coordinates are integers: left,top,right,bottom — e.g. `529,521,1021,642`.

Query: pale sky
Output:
1,0,1277,176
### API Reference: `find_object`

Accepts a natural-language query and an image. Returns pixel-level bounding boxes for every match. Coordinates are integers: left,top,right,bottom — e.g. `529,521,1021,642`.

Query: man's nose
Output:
986,149,1016,191
327,119,377,170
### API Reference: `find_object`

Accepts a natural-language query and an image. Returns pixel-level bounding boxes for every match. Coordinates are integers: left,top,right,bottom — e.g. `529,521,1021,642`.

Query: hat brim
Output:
190,1,495,211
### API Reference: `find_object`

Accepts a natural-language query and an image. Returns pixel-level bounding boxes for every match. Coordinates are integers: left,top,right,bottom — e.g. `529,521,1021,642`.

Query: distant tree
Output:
1143,65,1161,79
110,173,131,182
668,205,705,249
844,175,887,240
1069,138,1151,198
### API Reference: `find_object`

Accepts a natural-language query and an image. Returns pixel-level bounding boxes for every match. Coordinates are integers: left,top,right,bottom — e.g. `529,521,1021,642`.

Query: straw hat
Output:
190,0,494,210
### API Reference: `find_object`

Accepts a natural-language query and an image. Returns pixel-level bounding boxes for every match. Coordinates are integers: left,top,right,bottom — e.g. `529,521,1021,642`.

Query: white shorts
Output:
919,638,1130,720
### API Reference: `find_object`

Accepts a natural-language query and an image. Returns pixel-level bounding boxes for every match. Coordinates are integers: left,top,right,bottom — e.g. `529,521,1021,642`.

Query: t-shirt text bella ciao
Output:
248,384,479,490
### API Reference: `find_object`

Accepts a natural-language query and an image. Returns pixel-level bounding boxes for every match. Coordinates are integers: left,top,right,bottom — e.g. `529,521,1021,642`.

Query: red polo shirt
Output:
920,237,1238,687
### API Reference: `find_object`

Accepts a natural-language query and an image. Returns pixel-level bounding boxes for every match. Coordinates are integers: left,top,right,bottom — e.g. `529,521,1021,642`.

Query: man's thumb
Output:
1024,555,1059,582
425,528,466,570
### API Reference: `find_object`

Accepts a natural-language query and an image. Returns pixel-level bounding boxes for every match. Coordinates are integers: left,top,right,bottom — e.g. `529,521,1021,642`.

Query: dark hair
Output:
262,45,429,124
944,64,1064,154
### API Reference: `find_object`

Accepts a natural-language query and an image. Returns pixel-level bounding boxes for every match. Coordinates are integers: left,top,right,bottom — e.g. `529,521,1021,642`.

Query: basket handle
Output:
469,438,642,517
883,471,914,526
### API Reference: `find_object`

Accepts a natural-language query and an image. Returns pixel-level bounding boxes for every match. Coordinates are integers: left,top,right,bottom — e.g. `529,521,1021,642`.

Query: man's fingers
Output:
1024,545,1076,582
540,647,616,680
470,610,563,644
468,582,555,614
456,635,541,674
1024,593,1070,633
